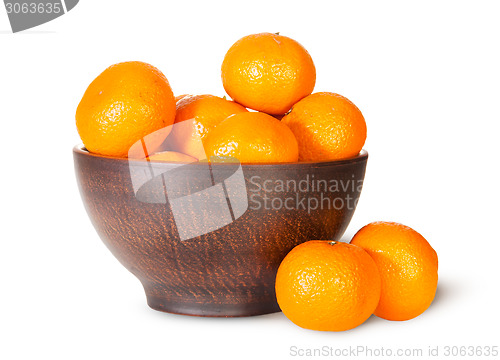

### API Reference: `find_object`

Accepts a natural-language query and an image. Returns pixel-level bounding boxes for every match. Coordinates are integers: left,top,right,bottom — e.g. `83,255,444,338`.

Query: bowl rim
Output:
73,144,368,168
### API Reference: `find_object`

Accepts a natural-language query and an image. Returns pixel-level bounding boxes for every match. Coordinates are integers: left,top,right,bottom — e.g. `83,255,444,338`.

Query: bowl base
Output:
146,294,281,317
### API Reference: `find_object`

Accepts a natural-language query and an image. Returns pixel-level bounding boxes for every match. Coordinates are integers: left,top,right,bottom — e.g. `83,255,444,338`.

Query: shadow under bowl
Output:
73,146,368,317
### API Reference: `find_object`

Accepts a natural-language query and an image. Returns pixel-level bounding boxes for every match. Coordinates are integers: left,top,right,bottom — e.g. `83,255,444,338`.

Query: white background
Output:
1,1,499,359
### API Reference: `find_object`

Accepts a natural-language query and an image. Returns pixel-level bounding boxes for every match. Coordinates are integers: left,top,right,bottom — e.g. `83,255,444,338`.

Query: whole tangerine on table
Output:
76,61,176,158
167,94,248,159
221,32,316,115
275,240,381,331
351,221,438,321
204,112,299,163
282,92,367,161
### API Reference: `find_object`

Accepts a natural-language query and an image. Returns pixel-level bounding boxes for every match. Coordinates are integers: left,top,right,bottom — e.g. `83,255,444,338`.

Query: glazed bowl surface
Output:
74,145,368,316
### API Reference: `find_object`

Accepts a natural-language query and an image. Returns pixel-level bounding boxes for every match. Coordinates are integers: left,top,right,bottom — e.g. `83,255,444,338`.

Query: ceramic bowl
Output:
74,145,368,317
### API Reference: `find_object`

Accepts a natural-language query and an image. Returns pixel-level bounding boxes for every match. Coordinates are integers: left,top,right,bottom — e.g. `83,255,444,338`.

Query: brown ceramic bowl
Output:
74,145,368,317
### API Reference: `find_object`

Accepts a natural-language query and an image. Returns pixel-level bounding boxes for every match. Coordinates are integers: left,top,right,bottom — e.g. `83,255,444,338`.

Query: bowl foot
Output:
146,294,281,317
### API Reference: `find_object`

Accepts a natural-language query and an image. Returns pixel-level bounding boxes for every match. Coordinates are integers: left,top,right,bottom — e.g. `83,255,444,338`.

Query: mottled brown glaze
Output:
73,145,368,317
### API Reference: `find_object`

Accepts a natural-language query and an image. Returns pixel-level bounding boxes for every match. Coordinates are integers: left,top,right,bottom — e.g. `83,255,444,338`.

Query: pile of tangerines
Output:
76,33,438,332
76,32,365,162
